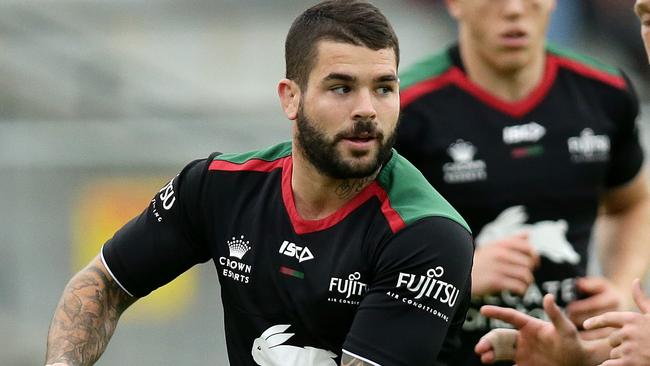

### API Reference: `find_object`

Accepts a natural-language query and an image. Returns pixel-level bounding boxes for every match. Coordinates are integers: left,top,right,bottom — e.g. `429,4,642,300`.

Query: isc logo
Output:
279,240,314,263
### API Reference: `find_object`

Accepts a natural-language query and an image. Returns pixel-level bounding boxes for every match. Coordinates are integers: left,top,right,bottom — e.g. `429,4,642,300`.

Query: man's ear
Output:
278,79,300,120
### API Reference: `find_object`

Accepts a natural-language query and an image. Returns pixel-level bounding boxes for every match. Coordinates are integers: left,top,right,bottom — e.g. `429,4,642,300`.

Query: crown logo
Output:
447,139,476,163
227,235,251,259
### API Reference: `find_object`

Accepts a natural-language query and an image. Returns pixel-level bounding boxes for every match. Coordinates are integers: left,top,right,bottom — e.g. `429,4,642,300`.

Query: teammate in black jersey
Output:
471,2,650,365
397,0,650,365
44,1,474,366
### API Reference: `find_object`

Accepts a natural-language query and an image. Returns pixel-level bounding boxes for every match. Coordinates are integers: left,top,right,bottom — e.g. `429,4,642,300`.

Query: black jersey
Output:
397,44,643,365
101,141,474,366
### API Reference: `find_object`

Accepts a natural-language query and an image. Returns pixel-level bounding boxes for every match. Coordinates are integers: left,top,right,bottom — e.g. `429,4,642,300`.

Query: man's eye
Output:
377,86,394,95
331,86,350,94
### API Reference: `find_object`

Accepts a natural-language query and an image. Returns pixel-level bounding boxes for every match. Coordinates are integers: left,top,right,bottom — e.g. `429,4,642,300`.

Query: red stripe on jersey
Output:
401,58,560,118
280,157,405,234
552,55,627,90
209,157,286,172
368,183,406,233
400,68,460,108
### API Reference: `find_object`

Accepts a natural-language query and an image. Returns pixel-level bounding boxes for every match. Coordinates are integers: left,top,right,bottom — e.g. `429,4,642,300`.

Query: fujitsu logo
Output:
329,272,367,299
279,240,314,263
396,267,459,307
227,235,251,259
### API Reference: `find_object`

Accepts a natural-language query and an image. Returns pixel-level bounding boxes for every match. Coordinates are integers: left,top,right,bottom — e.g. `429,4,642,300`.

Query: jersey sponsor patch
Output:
443,139,487,183
503,122,546,145
219,235,253,284
279,240,314,263
328,272,367,306
386,265,460,323
567,128,610,163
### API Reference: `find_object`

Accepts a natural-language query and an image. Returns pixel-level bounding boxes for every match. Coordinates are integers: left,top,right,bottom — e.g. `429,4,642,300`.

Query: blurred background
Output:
1,0,648,365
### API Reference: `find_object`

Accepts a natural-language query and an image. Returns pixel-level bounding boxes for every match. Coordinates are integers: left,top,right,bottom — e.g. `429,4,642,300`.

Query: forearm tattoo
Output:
341,353,374,366
45,260,136,366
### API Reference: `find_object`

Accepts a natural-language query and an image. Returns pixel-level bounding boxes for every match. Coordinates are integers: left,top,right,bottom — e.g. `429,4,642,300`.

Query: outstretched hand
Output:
476,294,587,366
583,279,650,366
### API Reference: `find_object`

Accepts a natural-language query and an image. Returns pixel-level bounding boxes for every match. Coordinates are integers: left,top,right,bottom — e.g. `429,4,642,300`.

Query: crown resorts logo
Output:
443,139,487,183
228,235,251,259
219,234,252,284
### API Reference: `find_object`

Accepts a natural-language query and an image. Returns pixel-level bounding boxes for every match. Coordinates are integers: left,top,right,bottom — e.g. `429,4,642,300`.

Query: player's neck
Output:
460,43,546,102
290,147,378,220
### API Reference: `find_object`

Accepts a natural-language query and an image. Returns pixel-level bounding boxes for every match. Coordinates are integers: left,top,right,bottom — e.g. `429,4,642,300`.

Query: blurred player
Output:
472,2,650,365
44,1,474,365
397,0,650,364
639,0,650,62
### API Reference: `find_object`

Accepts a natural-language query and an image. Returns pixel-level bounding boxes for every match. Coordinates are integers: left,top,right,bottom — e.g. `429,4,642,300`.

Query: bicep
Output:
600,167,650,215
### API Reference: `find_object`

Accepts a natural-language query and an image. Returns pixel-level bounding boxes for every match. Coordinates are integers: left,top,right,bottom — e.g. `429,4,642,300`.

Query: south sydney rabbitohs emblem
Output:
567,128,610,163
328,272,368,306
219,235,253,284
443,139,487,183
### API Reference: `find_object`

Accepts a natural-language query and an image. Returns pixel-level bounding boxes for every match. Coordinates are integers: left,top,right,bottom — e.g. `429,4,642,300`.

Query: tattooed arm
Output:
45,255,137,366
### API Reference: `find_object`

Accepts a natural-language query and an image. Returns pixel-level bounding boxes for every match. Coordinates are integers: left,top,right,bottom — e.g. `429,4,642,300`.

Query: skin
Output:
45,40,400,366
475,280,650,366
476,294,609,366
445,0,556,101
45,256,137,365
278,40,399,221
584,279,650,366
636,0,650,62
446,0,650,327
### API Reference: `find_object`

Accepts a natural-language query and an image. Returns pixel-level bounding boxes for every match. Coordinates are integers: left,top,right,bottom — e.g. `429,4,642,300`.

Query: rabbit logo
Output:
251,324,337,365
476,206,580,265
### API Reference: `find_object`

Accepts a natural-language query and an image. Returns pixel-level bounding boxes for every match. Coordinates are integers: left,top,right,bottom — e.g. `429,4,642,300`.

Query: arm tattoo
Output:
45,258,136,366
341,353,374,366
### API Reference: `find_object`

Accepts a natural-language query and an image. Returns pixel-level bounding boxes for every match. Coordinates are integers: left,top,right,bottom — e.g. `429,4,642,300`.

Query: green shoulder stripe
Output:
214,141,292,164
547,43,622,77
378,151,471,233
400,50,453,90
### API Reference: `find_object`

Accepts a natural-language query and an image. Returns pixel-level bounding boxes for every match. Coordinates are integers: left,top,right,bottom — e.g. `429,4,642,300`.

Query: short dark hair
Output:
285,0,400,89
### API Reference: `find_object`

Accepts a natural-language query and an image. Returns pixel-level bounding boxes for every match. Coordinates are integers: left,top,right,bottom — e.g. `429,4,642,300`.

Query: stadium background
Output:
0,0,648,364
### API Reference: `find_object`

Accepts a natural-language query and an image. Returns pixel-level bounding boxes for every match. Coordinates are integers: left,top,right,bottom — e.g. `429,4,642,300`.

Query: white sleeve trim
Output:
100,245,135,297
342,349,382,366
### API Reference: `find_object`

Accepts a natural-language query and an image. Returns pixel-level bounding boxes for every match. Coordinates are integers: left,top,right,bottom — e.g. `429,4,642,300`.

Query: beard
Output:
295,103,396,180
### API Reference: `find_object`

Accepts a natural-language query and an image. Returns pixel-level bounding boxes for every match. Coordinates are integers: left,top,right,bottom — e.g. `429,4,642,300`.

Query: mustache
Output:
335,120,383,140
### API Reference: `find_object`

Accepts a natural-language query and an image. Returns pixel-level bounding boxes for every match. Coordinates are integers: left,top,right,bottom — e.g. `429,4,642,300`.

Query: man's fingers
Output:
579,326,615,341
576,277,606,295
481,305,530,329
583,312,635,330
543,294,576,335
607,330,624,348
477,329,518,361
632,278,650,314
500,237,538,263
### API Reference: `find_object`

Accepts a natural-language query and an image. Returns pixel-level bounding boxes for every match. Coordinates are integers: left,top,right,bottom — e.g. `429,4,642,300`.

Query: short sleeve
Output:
343,217,474,366
101,156,214,297
605,73,644,188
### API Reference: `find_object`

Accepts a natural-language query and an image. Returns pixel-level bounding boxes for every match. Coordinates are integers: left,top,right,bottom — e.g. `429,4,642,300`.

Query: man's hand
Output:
566,277,622,327
583,279,650,366
472,233,539,296
476,294,588,366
